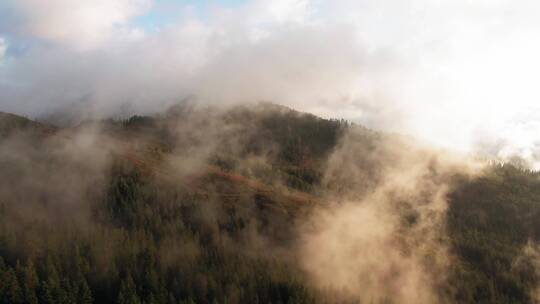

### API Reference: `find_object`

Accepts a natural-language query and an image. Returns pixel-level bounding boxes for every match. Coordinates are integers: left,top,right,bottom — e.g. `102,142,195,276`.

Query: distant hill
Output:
0,111,56,138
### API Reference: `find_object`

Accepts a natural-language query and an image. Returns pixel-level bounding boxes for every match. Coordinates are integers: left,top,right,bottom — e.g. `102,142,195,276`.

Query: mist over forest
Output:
2,0,540,303
0,103,540,304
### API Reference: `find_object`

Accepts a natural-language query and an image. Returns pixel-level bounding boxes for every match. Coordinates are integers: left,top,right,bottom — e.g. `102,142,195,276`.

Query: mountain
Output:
0,111,56,138
1,103,540,304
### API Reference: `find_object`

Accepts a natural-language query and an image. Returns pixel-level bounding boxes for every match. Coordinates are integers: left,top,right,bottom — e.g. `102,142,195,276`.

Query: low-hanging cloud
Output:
297,127,482,303
1,0,540,166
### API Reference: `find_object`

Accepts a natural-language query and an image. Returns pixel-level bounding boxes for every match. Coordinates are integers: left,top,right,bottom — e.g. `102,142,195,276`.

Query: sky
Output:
1,0,540,167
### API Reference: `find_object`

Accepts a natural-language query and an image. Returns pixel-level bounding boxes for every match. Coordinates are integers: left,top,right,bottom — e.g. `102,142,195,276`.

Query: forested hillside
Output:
1,104,540,303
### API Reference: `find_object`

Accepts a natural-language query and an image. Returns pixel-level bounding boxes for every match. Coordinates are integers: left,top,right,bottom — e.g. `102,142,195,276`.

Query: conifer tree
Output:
18,260,38,304
117,273,141,304
1,267,23,304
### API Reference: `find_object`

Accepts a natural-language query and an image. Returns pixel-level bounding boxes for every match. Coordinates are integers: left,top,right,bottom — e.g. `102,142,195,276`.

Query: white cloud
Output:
9,0,152,49
249,0,311,24
0,38,6,61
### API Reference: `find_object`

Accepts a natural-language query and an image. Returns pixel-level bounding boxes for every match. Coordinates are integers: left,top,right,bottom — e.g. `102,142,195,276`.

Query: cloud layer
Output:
1,0,540,166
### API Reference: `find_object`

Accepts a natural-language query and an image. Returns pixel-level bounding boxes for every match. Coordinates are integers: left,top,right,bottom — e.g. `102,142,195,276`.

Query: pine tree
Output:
0,267,23,304
72,248,93,304
76,277,93,304
18,260,38,304
117,273,141,304
39,256,61,304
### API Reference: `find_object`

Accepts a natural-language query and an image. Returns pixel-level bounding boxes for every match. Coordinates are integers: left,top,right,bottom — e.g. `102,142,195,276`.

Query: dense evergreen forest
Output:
1,103,540,303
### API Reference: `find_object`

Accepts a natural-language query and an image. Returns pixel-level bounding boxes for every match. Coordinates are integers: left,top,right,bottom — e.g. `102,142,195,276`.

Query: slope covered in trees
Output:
1,103,540,303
